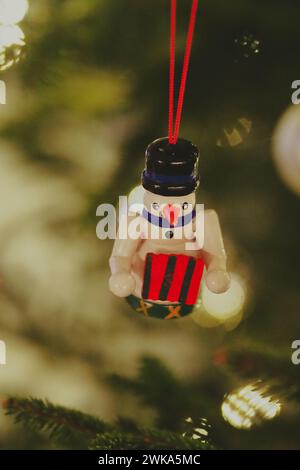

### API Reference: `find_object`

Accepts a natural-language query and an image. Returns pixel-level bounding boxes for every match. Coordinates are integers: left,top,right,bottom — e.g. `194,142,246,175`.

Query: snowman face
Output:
144,191,195,226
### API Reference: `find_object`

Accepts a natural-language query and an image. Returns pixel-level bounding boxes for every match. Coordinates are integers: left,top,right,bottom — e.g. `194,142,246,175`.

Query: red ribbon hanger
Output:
168,0,198,144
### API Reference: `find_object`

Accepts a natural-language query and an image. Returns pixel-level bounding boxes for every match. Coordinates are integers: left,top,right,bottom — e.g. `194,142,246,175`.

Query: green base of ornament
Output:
125,295,194,320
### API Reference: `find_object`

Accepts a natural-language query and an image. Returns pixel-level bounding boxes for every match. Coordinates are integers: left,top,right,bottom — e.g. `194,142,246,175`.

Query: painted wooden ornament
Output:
109,1,230,319
109,137,230,320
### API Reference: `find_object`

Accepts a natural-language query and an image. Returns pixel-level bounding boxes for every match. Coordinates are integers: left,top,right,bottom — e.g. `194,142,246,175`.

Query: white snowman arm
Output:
197,209,230,294
109,237,141,274
109,216,142,297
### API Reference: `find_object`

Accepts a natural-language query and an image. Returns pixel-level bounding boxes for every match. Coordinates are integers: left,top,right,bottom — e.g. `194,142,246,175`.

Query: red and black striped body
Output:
142,253,205,306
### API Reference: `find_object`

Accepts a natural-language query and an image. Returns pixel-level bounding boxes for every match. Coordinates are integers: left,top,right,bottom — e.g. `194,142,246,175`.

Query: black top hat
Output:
142,137,199,196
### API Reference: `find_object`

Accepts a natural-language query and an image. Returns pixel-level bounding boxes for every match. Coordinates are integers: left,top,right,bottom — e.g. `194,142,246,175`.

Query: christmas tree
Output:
0,0,300,450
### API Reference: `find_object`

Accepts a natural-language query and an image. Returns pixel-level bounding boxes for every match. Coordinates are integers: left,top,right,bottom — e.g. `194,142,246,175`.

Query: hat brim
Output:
142,171,199,196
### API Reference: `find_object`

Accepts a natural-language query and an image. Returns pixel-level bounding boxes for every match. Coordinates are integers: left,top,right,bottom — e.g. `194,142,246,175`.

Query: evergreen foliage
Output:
4,397,214,450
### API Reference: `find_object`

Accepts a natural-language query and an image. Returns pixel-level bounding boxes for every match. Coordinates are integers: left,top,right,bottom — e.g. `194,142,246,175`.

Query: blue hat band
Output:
143,170,196,185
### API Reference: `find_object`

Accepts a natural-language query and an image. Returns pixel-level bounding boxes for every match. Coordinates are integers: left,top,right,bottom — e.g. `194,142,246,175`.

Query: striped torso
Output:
142,253,204,306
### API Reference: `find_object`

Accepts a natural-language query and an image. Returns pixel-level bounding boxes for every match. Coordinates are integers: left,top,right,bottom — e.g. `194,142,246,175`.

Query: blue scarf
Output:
142,208,196,228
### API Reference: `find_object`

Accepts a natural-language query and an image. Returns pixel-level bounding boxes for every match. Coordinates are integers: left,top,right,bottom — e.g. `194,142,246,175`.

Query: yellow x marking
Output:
165,305,181,319
137,299,152,316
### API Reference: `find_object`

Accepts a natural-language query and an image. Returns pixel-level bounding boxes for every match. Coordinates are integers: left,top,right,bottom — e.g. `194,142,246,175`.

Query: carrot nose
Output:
163,204,180,226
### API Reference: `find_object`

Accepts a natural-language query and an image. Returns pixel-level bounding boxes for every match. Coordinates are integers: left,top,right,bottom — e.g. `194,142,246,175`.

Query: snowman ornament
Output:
109,137,230,320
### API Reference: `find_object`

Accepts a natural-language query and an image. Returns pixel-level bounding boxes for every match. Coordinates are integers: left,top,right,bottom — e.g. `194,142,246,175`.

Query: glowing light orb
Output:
182,417,211,444
273,105,300,196
202,273,246,321
0,0,29,25
234,34,261,61
217,117,252,147
0,24,25,71
222,382,282,430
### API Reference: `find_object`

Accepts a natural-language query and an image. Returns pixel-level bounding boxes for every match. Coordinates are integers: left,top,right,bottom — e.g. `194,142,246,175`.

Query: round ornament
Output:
222,381,282,430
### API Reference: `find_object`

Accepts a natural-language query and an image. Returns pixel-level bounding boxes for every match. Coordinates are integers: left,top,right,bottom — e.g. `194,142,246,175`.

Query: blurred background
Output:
0,0,300,450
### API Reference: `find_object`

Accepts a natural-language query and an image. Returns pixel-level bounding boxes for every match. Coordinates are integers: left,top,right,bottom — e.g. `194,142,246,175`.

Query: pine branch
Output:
90,428,215,451
4,397,112,448
107,357,190,430
4,397,217,450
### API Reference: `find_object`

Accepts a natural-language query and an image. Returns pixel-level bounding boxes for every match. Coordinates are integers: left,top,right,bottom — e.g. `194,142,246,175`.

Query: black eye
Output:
182,202,189,210
152,202,160,210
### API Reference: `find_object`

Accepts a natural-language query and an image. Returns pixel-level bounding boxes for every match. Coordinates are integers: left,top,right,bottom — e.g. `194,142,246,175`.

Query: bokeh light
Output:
0,24,26,71
234,33,261,61
0,0,29,25
182,417,211,444
273,105,300,196
217,117,252,147
191,273,246,329
203,273,245,320
222,382,282,430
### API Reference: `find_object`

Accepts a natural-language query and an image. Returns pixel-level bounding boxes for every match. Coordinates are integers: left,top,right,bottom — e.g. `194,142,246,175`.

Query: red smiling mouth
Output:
162,204,180,225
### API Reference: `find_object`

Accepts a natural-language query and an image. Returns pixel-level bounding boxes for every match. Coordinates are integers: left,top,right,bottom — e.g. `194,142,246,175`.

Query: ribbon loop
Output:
168,0,198,144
